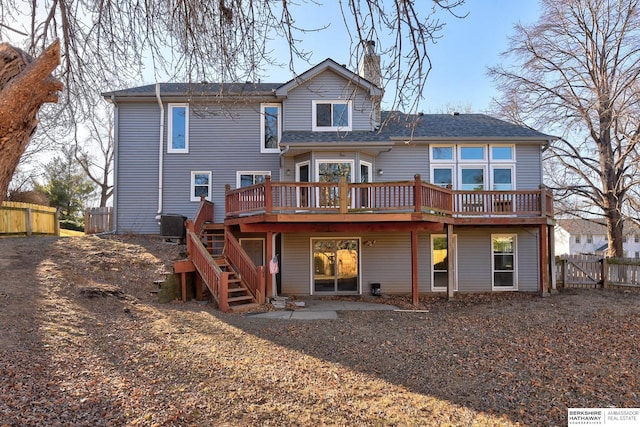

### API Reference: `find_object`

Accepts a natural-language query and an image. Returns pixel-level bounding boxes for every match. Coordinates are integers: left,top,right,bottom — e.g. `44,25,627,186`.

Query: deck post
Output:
265,175,273,214
539,224,549,295
539,185,547,217
411,230,419,305
266,230,273,299
447,223,455,300
339,177,348,214
414,174,422,213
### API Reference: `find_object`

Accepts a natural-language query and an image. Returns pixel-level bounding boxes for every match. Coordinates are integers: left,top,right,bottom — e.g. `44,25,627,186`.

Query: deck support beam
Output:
411,230,419,305
539,224,550,295
447,223,455,300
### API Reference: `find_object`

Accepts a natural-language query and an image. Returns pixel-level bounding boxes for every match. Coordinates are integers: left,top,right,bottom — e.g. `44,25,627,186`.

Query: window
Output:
635,234,639,243
490,145,514,161
575,236,581,244
261,104,281,153
190,171,211,201
623,235,628,243
431,235,457,291
168,104,189,153
316,160,354,207
237,171,271,188
431,146,454,161
312,100,352,131
491,167,514,191
459,146,485,161
587,235,593,244
635,252,639,259
432,167,454,187
460,167,486,191
492,234,517,290
312,238,359,294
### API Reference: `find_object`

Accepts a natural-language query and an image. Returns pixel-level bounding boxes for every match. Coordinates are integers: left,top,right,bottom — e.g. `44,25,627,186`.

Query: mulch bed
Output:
1,235,639,426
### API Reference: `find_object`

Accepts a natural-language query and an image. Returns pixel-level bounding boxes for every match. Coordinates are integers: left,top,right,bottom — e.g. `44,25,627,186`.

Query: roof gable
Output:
275,58,382,98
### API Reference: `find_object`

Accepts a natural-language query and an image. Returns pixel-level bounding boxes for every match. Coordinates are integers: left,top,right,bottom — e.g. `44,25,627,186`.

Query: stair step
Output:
228,295,254,303
228,286,248,293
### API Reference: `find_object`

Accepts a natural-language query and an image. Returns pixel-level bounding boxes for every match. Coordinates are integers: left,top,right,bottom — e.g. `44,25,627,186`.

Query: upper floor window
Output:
575,236,581,244
431,146,454,162
459,146,486,161
490,146,514,161
312,100,352,131
261,104,281,153
587,235,593,244
168,104,189,153
237,171,271,188
190,171,211,201
635,234,639,243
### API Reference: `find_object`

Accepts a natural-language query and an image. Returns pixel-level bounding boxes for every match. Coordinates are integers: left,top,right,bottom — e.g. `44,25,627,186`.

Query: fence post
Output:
561,258,567,288
25,208,32,236
601,257,608,288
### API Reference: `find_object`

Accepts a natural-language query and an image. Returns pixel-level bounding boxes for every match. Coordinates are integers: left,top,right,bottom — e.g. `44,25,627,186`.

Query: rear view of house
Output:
103,44,556,309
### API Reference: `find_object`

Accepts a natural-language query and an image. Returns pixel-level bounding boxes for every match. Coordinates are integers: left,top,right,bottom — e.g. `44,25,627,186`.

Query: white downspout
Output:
155,83,164,221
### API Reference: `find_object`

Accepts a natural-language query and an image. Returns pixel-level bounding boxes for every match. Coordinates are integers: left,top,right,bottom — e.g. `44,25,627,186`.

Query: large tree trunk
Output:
0,41,62,204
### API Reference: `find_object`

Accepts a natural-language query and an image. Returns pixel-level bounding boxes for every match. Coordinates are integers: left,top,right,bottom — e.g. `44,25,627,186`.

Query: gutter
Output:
155,83,164,221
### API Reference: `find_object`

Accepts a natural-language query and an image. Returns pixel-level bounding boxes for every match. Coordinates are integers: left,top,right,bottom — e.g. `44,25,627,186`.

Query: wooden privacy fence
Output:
556,254,640,289
0,201,59,236
84,207,113,234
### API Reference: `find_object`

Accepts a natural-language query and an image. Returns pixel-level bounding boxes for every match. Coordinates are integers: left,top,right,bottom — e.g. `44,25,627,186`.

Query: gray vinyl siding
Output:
279,227,539,296
515,145,543,189
376,145,430,182
161,102,280,224
115,103,161,234
283,70,374,131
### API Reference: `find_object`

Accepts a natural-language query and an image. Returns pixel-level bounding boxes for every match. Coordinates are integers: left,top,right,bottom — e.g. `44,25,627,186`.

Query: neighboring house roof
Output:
556,218,607,236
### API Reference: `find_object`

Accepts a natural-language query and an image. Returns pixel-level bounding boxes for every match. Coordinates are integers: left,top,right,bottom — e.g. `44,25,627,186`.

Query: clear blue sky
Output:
262,1,542,113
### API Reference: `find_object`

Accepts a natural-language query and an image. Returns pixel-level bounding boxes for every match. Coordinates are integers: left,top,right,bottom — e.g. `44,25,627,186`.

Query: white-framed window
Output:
430,145,455,162
635,234,639,243
312,100,352,131
490,145,515,162
492,234,517,290
459,165,486,191
575,236,581,244
587,235,593,244
237,171,271,188
459,145,486,162
190,171,211,201
261,103,281,153
431,234,457,292
431,166,454,188
491,166,515,191
168,103,189,153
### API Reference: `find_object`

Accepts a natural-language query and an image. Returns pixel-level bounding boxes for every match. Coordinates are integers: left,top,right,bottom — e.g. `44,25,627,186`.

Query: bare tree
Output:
489,0,640,257
0,40,62,204
74,107,114,207
0,0,466,204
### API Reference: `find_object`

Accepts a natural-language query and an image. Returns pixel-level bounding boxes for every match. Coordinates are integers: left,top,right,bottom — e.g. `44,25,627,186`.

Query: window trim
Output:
312,100,352,132
260,103,281,153
491,234,518,291
309,237,361,295
430,145,456,162
430,165,455,188
168,103,189,153
236,171,271,188
190,171,211,202
490,165,515,191
458,145,486,162
489,144,515,162
458,164,487,191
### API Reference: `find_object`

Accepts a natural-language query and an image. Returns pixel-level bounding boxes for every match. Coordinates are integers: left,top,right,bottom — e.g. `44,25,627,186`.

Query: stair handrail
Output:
193,197,215,234
224,232,266,304
186,229,230,311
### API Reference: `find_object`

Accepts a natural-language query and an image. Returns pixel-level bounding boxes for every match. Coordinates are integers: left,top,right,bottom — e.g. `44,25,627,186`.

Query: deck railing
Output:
224,231,265,304
225,175,553,219
185,226,230,311
192,198,214,233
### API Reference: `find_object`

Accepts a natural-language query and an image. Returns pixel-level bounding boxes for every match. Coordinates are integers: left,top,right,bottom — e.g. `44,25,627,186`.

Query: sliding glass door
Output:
312,239,359,294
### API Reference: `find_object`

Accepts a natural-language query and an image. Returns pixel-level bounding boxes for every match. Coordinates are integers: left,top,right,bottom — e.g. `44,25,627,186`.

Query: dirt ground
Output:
0,234,639,426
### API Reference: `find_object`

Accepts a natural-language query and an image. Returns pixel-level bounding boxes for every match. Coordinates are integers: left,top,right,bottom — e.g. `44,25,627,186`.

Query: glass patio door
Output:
312,239,359,294
316,161,353,208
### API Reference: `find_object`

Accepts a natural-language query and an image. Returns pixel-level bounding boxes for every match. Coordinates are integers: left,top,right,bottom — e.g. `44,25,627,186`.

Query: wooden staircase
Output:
175,199,265,312
198,225,260,312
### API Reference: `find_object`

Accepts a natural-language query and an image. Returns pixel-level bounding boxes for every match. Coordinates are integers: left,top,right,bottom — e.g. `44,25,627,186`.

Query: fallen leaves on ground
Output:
0,235,638,426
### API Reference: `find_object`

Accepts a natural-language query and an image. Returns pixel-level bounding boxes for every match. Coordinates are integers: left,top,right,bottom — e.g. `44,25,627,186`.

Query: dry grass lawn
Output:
0,235,639,426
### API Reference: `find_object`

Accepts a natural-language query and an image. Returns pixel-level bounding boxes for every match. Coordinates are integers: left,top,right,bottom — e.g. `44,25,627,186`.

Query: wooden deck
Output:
224,175,554,228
